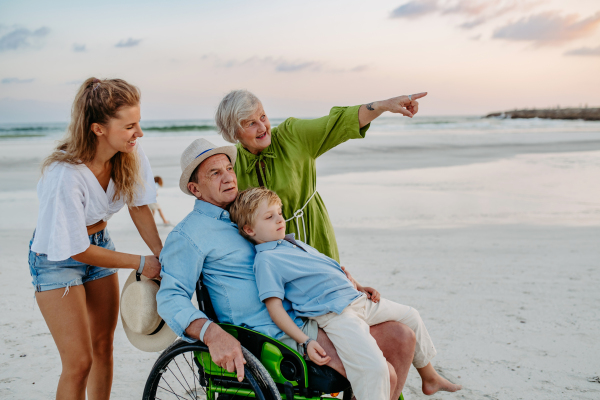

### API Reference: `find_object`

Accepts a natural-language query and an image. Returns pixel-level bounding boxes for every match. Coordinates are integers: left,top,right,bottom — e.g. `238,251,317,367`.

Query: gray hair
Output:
215,90,261,144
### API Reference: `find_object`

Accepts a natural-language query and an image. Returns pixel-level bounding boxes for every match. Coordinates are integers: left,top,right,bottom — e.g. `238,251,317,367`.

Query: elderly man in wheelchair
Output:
149,140,415,400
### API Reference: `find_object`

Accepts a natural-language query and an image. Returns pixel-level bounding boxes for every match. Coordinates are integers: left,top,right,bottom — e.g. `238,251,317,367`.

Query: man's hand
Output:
341,266,358,290
202,322,246,382
361,286,381,303
307,340,331,366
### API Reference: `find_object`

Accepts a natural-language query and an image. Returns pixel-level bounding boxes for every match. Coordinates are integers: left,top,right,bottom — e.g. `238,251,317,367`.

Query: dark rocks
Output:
485,108,600,121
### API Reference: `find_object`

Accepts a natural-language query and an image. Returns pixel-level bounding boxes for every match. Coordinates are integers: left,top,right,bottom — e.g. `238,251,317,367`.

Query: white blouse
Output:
31,143,156,261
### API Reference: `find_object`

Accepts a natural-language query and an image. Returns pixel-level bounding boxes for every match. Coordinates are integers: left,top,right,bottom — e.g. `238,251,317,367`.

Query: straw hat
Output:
120,270,177,352
179,138,237,196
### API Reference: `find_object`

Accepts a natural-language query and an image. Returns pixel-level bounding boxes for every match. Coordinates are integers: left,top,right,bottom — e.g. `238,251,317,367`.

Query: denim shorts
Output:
28,229,119,293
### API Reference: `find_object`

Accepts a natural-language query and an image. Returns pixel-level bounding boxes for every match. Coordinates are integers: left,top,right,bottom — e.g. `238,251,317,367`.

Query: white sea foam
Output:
1,115,599,141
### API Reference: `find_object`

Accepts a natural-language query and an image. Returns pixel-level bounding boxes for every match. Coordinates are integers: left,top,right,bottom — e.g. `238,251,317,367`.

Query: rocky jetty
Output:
485,107,600,121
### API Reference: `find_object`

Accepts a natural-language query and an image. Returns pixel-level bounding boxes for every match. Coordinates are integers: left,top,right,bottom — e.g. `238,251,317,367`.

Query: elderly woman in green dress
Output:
215,90,425,263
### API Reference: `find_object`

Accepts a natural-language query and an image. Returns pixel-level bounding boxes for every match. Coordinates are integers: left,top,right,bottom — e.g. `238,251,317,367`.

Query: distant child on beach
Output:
149,176,170,225
230,187,462,400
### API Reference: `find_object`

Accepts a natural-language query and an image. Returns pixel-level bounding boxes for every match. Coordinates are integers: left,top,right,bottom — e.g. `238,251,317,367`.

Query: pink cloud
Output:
390,0,545,30
389,0,439,19
565,44,600,56
493,11,600,45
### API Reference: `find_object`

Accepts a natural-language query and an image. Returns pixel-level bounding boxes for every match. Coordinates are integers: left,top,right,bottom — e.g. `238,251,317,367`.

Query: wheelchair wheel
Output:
143,339,281,400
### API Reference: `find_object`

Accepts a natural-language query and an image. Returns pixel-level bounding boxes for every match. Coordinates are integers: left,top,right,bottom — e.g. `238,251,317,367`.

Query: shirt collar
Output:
255,240,279,253
194,199,232,221
236,142,277,161
255,233,306,253
283,233,298,244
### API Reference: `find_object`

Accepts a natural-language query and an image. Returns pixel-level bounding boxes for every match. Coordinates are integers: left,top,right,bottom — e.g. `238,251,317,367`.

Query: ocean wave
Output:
142,124,217,132
0,133,46,139
0,126,59,132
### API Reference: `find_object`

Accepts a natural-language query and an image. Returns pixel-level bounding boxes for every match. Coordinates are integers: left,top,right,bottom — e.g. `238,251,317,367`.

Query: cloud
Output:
0,27,50,51
115,38,142,48
459,17,487,29
443,0,492,16
564,44,600,56
72,43,86,52
390,0,438,19
2,78,35,84
389,1,544,30
493,11,600,45
200,54,366,74
349,65,369,72
275,61,321,72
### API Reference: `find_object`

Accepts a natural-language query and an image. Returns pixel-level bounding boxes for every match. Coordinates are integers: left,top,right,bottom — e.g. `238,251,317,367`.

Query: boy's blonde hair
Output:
230,187,282,242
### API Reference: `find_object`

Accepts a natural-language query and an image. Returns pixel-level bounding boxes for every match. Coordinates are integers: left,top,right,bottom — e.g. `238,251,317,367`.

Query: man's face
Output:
244,199,286,244
187,154,238,208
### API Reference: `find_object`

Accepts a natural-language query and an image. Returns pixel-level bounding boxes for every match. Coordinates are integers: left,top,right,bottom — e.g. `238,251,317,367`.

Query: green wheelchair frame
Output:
142,277,404,400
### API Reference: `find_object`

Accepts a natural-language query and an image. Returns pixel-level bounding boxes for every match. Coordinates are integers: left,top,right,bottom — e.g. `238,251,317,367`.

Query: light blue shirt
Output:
254,234,361,318
156,200,303,342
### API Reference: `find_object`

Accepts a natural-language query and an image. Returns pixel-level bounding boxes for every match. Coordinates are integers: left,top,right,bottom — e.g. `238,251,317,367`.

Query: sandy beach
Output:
1,126,599,399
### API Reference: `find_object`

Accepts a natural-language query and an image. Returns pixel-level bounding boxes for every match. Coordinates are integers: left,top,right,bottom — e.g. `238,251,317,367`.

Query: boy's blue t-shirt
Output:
254,234,361,317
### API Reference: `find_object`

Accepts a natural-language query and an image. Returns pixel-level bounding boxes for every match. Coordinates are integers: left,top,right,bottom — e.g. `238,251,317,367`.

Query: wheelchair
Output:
143,278,404,400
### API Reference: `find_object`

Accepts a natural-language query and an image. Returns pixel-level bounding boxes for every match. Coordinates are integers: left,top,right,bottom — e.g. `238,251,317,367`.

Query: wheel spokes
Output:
155,350,264,400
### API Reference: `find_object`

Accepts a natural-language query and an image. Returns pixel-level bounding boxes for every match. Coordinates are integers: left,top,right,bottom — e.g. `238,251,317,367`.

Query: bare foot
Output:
422,375,462,395
417,363,462,395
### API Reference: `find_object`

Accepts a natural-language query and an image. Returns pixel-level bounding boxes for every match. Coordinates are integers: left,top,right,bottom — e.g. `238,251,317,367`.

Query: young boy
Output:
229,187,461,400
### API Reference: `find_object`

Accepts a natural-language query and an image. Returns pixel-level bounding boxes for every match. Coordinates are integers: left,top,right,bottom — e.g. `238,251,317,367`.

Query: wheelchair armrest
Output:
218,324,308,388
217,324,350,394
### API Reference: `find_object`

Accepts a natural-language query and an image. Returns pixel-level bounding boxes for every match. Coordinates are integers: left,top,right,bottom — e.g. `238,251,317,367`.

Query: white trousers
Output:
310,295,437,400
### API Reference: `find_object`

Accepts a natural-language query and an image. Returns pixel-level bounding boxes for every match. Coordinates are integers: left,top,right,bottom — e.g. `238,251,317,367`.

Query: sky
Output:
0,0,599,123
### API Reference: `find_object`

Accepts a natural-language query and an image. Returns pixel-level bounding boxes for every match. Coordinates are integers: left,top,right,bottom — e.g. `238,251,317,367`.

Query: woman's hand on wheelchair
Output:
141,255,162,280
307,340,331,366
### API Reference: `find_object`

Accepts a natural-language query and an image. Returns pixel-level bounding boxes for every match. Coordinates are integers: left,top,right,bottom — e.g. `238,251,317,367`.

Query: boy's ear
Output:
242,225,255,237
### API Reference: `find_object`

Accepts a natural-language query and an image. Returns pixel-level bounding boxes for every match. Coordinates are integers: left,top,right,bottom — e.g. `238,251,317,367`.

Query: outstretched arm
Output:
358,92,428,127
264,297,331,365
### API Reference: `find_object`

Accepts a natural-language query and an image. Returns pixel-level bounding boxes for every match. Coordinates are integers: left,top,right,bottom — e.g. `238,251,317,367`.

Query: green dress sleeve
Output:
276,105,370,159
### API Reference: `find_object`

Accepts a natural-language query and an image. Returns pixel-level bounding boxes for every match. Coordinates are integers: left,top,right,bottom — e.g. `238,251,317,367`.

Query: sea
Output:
1,115,599,147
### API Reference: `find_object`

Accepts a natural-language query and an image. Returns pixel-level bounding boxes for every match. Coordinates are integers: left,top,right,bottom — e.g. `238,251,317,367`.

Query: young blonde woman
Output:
28,78,163,400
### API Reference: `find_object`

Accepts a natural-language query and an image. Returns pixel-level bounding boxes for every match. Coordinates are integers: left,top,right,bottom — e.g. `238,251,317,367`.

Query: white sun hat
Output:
179,138,237,196
120,270,178,352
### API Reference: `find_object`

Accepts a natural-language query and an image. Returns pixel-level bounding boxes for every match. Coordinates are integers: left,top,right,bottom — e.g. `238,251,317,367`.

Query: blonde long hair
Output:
42,78,142,206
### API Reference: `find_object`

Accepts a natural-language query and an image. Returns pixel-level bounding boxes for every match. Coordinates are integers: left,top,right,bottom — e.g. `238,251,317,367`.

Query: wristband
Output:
199,320,213,343
137,255,145,275
301,338,314,360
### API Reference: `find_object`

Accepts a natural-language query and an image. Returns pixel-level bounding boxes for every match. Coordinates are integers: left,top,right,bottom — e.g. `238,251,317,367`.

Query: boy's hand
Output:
361,286,381,303
307,341,331,366
341,266,358,290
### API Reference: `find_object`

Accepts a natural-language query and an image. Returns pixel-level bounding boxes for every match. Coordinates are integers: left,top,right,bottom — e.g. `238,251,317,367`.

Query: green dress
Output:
235,105,369,262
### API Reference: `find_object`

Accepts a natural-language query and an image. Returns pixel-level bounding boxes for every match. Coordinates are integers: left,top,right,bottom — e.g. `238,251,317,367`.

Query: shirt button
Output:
278,241,282,244
293,245,296,248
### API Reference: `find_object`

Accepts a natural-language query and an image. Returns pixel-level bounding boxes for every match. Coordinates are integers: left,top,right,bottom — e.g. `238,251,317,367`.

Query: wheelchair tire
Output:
143,339,281,400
